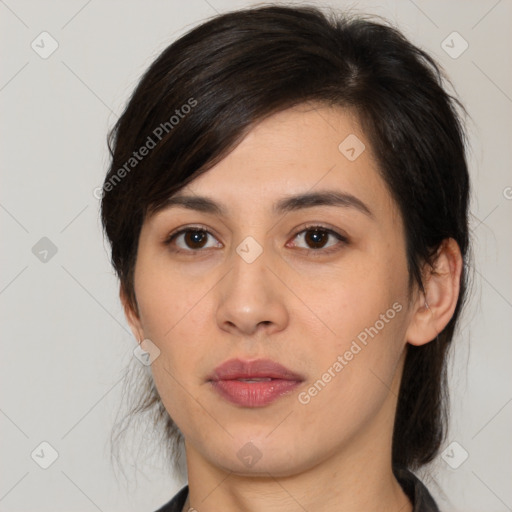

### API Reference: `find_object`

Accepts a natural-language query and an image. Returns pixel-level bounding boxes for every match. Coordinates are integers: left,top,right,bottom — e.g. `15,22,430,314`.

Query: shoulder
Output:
153,485,189,512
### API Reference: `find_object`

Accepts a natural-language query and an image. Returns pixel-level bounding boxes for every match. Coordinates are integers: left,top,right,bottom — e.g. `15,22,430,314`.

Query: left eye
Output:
289,226,347,252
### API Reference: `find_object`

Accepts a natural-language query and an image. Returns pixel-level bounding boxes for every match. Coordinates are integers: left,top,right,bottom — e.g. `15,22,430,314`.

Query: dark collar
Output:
393,467,440,512
154,468,440,512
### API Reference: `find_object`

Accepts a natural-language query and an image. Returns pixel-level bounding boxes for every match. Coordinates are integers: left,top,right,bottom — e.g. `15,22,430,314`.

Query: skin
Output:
121,103,462,512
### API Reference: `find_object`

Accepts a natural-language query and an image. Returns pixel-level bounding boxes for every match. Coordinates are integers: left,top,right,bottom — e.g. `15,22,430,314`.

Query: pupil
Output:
307,229,326,248
187,230,206,248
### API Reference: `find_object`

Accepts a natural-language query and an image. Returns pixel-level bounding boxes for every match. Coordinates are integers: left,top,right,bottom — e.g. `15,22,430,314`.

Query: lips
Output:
208,358,305,407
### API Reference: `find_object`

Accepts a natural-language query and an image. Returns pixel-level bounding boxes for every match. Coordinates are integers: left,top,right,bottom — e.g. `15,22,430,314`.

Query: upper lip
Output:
209,358,305,382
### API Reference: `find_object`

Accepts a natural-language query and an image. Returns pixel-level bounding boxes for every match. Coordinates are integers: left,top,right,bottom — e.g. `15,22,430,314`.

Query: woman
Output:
101,5,470,511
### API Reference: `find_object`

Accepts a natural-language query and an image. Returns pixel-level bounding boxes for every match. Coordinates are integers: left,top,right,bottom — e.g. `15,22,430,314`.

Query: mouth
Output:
208,358,305,408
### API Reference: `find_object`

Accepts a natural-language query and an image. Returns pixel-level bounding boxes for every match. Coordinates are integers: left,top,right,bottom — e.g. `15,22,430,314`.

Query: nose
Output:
215,243,289,338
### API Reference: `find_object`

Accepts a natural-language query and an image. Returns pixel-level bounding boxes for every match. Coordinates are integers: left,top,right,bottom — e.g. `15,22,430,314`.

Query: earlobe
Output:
119,285,145,342
405,238,463,346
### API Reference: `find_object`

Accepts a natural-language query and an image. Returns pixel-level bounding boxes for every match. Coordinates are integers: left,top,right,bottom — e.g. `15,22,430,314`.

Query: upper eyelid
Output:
165,224,220,242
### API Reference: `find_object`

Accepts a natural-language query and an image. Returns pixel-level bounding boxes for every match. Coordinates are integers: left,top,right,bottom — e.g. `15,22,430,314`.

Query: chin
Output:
201,433,317,478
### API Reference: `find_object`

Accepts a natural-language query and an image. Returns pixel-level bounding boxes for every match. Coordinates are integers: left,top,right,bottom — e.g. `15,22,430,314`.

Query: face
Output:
124,103,421,477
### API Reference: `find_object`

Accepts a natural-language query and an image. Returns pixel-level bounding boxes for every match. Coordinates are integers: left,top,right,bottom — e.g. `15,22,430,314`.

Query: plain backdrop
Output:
1,0,511,511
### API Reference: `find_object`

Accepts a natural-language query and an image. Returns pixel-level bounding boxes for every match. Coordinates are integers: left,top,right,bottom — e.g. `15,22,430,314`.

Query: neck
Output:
185,455,411,512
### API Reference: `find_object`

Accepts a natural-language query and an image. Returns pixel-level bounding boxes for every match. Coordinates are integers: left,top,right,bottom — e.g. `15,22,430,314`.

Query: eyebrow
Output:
158,190,373,218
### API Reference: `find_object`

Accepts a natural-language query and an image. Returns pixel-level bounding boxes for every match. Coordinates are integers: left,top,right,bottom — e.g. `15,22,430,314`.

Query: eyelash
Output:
163,224,349,256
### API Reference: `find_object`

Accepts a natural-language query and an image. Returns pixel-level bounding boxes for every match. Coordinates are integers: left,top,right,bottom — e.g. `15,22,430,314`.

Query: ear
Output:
119,285,145,342
405,238,463,346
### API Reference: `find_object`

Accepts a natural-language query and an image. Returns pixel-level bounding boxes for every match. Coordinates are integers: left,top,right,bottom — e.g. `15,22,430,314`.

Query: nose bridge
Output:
215,232,289,336
228,233,272,302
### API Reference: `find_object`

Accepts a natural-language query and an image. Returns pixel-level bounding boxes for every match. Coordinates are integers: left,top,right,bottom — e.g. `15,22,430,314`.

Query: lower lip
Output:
210,379,301,407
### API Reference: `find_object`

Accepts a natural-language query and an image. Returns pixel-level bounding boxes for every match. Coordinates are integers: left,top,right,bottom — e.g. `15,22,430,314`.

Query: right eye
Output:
164,226,223,253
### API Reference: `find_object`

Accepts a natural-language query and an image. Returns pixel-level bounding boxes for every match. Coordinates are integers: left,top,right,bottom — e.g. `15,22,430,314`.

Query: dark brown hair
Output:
102,4,470,473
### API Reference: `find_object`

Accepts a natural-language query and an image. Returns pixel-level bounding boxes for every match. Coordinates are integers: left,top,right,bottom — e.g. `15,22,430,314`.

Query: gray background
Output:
1,0,511,511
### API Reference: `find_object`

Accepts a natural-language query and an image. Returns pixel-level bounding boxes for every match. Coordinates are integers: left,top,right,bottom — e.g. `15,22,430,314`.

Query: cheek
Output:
324,258,408,348
133,257,218,389
298,295,408,443
313,248,411,406
133,255,212,342
135,268,213,429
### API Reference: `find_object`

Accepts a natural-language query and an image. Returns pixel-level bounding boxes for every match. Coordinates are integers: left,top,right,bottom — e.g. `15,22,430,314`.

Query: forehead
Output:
149,104,399,223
